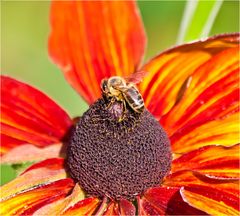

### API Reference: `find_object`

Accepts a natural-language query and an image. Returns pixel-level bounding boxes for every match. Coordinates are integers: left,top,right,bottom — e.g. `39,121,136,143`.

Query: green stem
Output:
201,0,223,38
176,0,198,45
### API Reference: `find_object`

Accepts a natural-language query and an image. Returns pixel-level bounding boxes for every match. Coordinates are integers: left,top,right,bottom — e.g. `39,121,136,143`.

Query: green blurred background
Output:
1,0,239,185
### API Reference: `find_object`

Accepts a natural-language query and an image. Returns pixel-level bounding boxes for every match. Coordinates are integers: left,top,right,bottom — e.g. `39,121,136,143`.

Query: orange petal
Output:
161,43,239,141
49,0,146,104
172,144,240,180
1,158,67,200
138,186,206,215
140,34,239,121
1,143,63,164
0,178,74,216
34,183,85,215
164,170,239,215
1,76,72,155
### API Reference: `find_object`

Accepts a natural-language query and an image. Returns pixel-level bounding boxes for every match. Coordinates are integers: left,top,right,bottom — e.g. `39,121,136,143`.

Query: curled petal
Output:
1,76,72,155
138,186,206,215
49,0,146,104
164,170,239,215
172,144,240,180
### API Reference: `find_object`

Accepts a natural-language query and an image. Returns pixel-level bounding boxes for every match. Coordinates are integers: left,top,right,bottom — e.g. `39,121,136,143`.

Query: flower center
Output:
67,98,172,200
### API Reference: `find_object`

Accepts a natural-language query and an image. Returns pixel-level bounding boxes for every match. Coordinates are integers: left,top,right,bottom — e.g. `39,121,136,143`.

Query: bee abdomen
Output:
124,87,145,113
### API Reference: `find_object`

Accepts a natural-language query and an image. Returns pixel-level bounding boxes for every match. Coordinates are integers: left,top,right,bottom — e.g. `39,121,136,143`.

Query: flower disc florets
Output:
67,98,172,200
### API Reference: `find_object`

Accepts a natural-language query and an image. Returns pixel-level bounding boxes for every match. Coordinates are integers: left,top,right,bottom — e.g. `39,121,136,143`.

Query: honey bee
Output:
101,71,147,118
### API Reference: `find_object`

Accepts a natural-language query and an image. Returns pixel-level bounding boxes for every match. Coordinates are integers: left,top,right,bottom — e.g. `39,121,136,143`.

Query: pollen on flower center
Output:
67,98,172,200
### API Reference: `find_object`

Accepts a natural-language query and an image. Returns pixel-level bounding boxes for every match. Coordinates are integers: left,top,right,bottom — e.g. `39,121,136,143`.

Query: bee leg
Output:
106,97,115,109
118,100,127,122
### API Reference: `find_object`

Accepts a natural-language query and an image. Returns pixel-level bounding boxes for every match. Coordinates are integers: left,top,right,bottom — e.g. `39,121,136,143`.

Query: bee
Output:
101,71,147,119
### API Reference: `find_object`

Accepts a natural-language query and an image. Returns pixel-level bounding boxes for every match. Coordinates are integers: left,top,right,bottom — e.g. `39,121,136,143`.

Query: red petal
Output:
1,76,72,155
49,0,146,104
119,199,136,216
0,134,25,155
0,178,74,215
164,170,239,215
138,186,206,215
21,157,64,174
172,144,240,180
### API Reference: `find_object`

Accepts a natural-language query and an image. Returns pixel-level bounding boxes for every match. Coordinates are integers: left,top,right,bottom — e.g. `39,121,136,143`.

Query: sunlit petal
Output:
140,34,239,120
139,34,239,153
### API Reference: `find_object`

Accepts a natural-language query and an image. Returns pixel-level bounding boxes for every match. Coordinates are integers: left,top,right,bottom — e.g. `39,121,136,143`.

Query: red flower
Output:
1,1,239,215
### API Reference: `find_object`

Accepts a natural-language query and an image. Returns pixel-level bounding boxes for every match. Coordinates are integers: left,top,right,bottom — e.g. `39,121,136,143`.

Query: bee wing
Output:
124,70,148,84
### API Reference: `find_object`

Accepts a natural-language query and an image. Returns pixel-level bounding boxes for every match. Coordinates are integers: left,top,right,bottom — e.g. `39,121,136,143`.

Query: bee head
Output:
101,79,109,94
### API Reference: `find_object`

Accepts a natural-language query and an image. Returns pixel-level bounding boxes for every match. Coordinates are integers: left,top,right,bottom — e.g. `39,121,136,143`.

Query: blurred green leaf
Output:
0,165,16,185
200,0,223,38
11,161,34,175
176,0,198,44
1,162,34,186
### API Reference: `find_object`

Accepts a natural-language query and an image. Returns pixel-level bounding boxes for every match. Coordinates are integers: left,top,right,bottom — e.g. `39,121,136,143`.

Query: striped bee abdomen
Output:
123,86,144,113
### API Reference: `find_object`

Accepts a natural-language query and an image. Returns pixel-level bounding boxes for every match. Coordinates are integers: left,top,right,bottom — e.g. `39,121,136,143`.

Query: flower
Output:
1,1,239,215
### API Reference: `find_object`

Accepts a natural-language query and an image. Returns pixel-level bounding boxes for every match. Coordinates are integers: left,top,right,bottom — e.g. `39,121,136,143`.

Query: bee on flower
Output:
1,1,239,216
